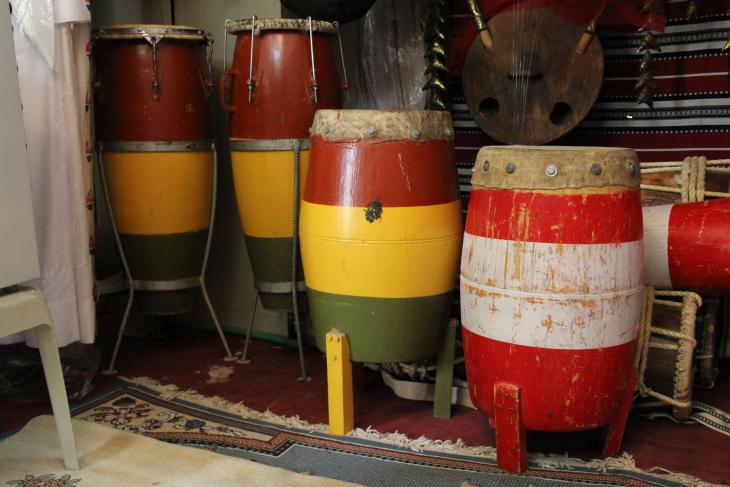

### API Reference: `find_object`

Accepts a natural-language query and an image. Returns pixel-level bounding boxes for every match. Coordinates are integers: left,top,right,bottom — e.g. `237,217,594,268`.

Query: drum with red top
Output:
461,146,644,472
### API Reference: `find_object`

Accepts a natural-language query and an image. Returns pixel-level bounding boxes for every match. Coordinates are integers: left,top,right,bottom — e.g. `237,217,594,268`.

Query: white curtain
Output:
1,0,95,347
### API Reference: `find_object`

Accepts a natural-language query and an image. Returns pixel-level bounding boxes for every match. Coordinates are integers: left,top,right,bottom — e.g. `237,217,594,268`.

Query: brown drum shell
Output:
225,30,340,139
94,39,213,141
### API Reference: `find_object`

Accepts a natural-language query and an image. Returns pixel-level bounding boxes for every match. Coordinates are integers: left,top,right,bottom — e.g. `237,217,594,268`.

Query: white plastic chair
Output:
0,287,79,469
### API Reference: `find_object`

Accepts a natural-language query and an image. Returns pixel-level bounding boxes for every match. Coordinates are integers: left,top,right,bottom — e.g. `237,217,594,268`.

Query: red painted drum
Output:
461,146,644,472
223,18,343,312
301,110,462,363
93,25,214,141
644,199,730,296
93,25,215,315
222,18,341,139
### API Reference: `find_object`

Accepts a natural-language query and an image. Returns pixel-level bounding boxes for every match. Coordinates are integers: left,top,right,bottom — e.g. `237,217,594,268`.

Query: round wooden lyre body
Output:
463,7,603,145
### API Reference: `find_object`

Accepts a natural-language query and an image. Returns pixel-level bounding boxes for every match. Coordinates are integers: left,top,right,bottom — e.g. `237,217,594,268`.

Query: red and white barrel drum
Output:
644,199,730,296
461,146,644,472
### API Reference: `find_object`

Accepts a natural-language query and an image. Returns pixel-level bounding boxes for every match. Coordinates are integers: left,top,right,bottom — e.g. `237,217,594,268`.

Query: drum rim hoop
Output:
471,145,640,190
229,138,311,152
93,24,211,41
98,140,214,152
226,18,338,35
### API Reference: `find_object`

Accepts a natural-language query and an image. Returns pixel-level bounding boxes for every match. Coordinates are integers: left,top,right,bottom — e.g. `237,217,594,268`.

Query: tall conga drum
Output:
94,25,232,372
461,146,643,472
94,25,215,315
223,18,342,312
301,110,462,362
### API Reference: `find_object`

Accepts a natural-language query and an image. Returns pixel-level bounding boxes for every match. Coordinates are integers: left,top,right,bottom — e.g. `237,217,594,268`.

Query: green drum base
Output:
135,288,200,316
259,291,308,313
308,289,452,363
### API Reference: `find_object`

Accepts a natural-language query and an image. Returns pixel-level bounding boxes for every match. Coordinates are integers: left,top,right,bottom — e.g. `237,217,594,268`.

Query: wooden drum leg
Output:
326,329,354,435
494,382,527,473
433,319,458,418
604,368,638,456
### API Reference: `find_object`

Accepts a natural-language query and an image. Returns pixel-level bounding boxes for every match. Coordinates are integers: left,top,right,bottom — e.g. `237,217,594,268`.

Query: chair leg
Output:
35,323,79,470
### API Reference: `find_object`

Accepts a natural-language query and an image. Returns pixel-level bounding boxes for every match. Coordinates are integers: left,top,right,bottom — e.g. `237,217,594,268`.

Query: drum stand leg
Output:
494,382,528,473
207,144,235,362
237,291,259,365
201,278,235,362
290,140,310,382
326,328,354,435
433,318,458,418
98,144,135,376
603,368,638,456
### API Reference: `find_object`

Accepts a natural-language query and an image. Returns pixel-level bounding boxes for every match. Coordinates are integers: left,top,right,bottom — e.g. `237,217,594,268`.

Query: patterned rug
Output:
56,378,719,487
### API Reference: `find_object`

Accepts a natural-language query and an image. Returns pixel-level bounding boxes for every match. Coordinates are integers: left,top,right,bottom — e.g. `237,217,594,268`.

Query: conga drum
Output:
301,110,462,363
461,146,643,472
223,18,342,311
93,25,215,316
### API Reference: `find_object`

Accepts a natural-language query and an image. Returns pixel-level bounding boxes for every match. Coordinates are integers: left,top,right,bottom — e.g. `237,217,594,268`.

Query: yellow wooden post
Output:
326,328,354,435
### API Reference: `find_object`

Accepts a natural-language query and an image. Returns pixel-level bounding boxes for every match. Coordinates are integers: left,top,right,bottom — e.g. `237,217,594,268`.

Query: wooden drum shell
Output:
93,26,213,141
93,25,215,315
301,110,462,363
224,19,341,139
462,146,643,432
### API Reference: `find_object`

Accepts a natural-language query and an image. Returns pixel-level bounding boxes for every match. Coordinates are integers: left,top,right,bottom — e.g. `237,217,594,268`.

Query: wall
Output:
91,0,172,27
173,0,287,337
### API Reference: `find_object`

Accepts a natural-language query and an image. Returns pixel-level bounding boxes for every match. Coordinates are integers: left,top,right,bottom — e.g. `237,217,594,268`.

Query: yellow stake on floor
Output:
326,328,354,435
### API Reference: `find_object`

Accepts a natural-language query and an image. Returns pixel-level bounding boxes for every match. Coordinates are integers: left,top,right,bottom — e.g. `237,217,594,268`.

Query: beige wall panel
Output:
174,0,287,338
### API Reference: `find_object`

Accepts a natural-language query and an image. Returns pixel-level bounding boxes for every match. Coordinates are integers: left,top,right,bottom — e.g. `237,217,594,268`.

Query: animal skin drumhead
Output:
463,6,603,145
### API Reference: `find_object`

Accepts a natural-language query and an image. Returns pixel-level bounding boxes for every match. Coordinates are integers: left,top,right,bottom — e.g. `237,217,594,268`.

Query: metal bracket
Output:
307,17,319,104
141,29,167,99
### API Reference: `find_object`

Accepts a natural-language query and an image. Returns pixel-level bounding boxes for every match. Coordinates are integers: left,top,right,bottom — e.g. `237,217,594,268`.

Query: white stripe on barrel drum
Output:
461,233,644,295
460,277,643,349
642,204,673,290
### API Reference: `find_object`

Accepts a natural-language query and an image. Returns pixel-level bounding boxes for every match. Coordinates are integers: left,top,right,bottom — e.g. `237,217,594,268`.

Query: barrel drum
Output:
224,18,341,311
461,146,643,472
301,110,462,363
94,25,215,315
644,199,730,296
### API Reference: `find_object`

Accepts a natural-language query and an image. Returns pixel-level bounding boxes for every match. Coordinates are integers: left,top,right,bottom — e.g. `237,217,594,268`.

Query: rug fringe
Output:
122,377,723,487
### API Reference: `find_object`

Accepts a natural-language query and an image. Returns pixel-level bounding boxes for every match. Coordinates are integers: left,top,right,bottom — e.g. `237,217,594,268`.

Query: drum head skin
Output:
463,7,603,145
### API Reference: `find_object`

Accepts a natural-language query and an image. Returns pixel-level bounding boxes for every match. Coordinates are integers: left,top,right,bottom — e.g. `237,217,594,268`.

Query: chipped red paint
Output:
224,30,340,139
463,328,636,431
465,189,643,244
305,137,459,208
668,199,730,296
94,41,213,141
461,173,643,472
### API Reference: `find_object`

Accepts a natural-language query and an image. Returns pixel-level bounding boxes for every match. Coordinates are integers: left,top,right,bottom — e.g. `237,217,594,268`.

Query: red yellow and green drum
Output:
94,25,215,315
300,110,462,363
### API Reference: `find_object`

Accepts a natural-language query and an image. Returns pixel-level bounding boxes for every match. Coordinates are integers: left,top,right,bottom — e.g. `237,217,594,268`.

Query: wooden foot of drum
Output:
433,319,458,419
326,329,354,436
604,369,638,456
494,382,527,473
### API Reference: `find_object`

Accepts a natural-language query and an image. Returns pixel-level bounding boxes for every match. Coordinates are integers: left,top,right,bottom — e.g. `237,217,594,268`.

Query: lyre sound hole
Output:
549,102,572,125
479,97,500,121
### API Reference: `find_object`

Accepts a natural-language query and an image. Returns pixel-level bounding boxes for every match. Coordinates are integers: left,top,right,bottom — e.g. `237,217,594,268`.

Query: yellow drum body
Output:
102,143,213,314
230,139,309,311
301,110,462,363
